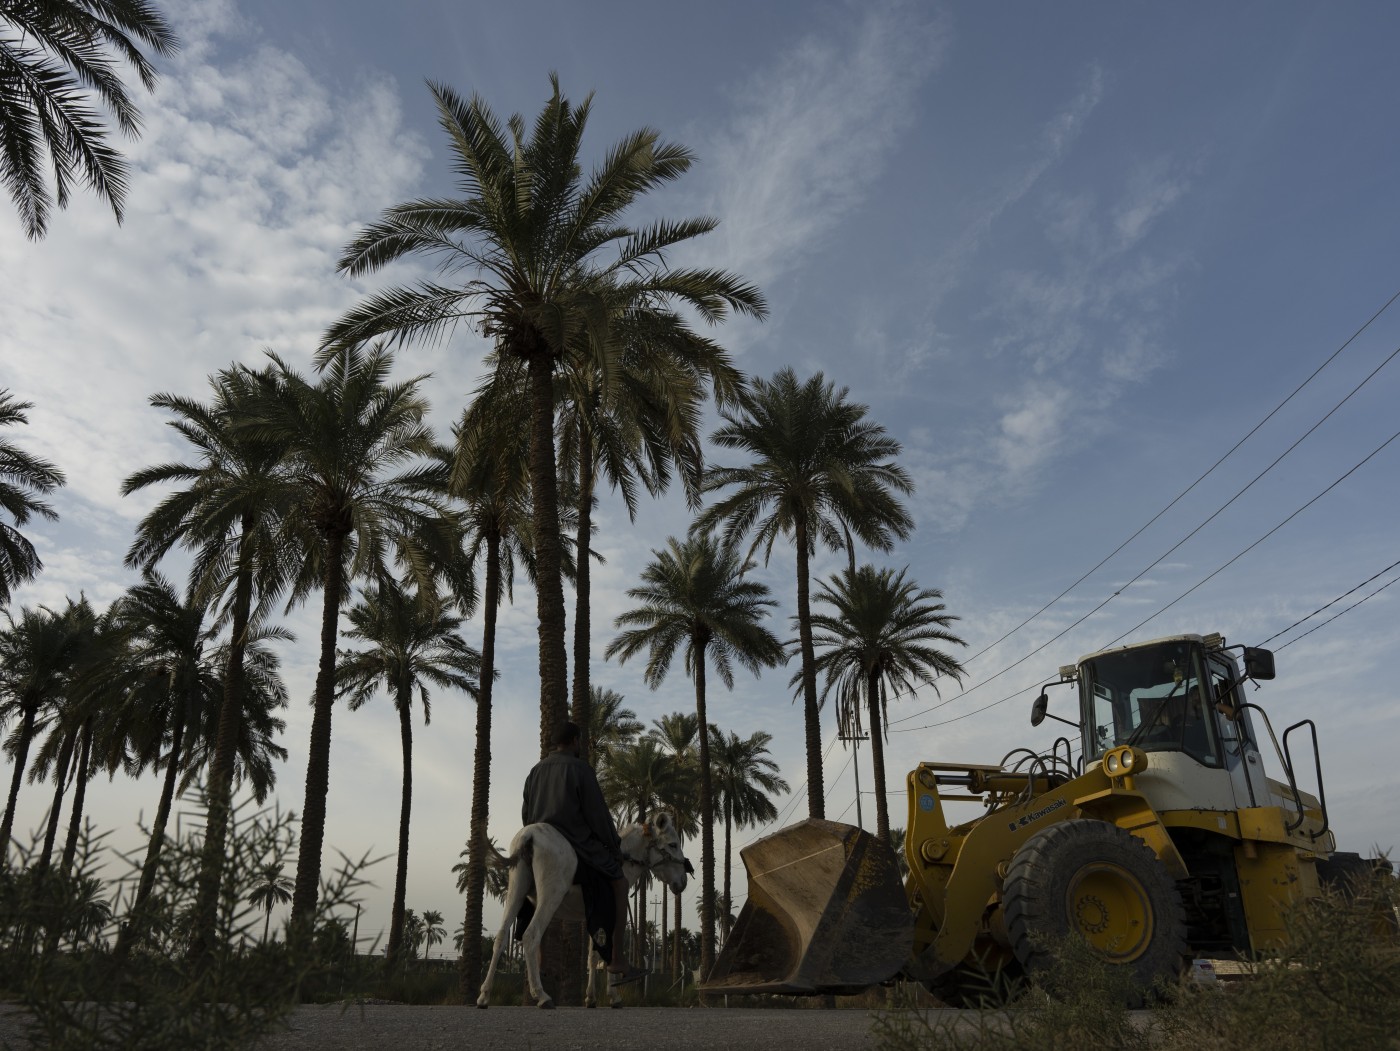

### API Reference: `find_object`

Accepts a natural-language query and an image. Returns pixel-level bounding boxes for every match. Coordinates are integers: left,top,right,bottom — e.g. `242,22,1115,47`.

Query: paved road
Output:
0,1004,898,1050
267,1005,888,1050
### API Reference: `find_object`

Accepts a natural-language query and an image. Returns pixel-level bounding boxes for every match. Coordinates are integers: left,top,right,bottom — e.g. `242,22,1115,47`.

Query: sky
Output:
3,0,1399,957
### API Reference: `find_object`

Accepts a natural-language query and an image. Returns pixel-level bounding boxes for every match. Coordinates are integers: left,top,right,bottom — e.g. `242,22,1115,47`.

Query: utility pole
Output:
839,730,869,829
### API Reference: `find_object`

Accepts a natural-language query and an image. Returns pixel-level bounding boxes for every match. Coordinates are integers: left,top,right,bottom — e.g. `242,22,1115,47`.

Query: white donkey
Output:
477,810,691,1010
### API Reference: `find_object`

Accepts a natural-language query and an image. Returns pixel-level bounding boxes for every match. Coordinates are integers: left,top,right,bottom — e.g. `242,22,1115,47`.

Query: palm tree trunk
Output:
292,529,349,930
661,881,668,978
0,704,38,855
694,638,717,978
117,709,186,958
722,805,733,945
794,516,824,819
36,730,77,877
673,887,681,981
867,670,890,841
461,531,499,995
570,424,594,759
191,548,256,957
527,349,572,1004
60,718,93,875
385,684,414,971
263,909,272,945
526,350,569,755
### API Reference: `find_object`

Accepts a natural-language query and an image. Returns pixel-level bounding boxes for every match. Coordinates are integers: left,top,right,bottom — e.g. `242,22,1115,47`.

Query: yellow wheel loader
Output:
705,632,1381,1000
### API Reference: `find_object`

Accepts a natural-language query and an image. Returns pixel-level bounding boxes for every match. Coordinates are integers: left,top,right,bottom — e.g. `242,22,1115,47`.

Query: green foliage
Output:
872,870,1400,1051
2,794,376,1050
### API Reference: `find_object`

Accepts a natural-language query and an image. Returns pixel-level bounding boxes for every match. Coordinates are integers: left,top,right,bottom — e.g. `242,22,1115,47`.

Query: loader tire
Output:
1003,820,1188,1000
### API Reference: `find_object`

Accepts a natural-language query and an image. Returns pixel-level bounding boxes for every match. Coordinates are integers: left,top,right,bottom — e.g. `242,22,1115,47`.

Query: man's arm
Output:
579,765,621,852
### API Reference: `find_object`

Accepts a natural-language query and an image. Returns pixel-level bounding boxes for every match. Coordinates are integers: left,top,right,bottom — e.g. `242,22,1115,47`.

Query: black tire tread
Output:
1002,819,1189,989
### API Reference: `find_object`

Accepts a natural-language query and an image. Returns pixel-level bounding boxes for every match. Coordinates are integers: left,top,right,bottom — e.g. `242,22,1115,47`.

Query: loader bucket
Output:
701,819,912,996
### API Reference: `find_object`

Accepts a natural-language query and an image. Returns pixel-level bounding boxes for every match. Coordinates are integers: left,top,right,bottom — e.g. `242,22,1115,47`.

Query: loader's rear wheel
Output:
1003,820,1188,1000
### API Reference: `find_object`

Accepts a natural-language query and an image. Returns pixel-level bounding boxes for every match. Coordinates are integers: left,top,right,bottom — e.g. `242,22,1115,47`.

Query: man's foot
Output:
606,963,649,986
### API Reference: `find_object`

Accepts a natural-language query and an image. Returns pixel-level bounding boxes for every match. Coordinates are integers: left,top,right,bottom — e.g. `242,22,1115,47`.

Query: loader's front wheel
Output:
1003,820,1187,998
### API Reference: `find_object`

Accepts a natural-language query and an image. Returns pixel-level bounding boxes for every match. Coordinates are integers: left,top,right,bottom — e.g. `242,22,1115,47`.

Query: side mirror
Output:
1031,693,1049,727
1243,647,1276,681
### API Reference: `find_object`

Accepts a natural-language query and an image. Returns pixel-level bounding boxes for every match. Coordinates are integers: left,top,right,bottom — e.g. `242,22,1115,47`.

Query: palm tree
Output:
248,863,292,945
698,368,914,820
251,345,463,932
322,75,766,761
0,0,179,239
556,308,747,759
648,712,701,978
421,909,445,962
123,362,292,956
448,390,534,995
0,600,88,856
0,392,65,605
709,727,787,944
809,564,966,839
606,533,784,977
27,597,102,878
338,579,480,972
600,736,678,964
453,836,508,902
108,575,289,955
586,687,643,784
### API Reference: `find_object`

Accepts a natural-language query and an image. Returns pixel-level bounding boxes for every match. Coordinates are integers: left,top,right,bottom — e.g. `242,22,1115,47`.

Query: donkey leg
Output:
521,873,572,1009
477,860,533,1008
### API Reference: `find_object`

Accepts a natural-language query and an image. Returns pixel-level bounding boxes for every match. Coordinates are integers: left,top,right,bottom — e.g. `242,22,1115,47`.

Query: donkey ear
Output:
654,812,670,831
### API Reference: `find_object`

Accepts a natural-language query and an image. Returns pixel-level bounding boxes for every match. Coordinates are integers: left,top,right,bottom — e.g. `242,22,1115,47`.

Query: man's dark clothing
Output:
522,751,623,880
519,750,623,963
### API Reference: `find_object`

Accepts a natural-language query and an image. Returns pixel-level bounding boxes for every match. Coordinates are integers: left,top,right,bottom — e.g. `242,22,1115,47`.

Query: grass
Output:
872,869,1400,1051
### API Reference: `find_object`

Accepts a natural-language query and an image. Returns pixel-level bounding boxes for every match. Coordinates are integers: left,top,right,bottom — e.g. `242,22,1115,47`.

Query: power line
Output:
1259,556,1400,647
915,285,1400,679
889,337,1400,731
1098,425,1400,649
1273,569,1400,652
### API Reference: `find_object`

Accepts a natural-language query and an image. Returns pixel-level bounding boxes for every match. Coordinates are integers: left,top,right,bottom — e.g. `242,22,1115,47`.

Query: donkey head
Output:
646,810,692,894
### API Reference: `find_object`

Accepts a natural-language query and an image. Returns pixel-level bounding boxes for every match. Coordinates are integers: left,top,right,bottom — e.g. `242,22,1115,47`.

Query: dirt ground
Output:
0,1003,901,1050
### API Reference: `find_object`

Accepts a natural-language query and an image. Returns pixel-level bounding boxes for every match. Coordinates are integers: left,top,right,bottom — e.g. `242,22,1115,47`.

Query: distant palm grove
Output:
1,15,968,1006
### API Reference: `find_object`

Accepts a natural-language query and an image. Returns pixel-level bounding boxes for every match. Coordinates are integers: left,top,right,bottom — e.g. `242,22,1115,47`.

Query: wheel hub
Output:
1065,862,1154,962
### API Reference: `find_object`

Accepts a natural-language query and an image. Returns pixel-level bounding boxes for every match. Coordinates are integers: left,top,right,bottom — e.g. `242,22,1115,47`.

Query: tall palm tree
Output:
0,600,87,856
108,574,289,954
322,75,766,761
557,308,747,759
809,564,966,840
648,711,701,978
453,836,508,902
251,345,463,931
421,909,445,962
338,579,480,972
26,597,102,878
447,400,534,994
0,0,178,239
0,392,65,605
123,362,292,955
606,533,784,976
600,736,678,964
586,686,643,784
698,368,914,820
248,863,292,945
709,727,787,944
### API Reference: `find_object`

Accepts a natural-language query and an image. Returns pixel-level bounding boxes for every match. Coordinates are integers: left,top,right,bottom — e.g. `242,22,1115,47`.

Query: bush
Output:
872,867,1400,1051
2,793,378,1051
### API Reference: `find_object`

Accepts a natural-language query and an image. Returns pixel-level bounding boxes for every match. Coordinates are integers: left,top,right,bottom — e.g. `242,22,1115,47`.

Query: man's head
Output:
552,720,582,755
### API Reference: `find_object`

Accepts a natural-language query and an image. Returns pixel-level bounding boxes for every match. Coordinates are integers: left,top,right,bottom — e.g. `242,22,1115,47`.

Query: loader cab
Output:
1078,636,1225,768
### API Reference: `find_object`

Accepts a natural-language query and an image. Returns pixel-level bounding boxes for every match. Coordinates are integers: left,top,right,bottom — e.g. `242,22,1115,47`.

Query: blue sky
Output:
2,0,1398,953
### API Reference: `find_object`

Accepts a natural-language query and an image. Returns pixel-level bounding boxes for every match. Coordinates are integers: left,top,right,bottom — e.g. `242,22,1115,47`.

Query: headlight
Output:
1120,750,1134,770
1105,752,1120,774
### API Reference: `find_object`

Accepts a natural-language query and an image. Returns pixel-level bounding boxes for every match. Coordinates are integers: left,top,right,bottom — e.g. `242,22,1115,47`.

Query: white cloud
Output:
696,2,950,287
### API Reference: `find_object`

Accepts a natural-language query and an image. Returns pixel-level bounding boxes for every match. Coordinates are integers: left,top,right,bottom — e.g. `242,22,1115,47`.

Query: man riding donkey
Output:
521,721,649,987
